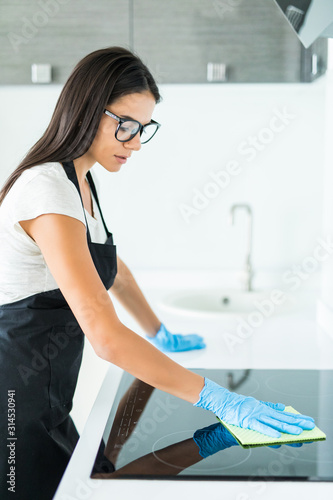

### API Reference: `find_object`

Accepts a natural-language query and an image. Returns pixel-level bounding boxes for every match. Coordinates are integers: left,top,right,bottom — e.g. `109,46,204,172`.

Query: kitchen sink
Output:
158,288,296,319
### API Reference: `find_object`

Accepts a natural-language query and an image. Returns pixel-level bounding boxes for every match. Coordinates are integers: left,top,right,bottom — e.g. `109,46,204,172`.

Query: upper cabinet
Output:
133,0,327,83
0,0,327,85
0,0,130,85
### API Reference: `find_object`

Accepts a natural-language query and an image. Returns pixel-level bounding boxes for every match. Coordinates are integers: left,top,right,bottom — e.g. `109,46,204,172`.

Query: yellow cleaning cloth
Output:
218,406,326,448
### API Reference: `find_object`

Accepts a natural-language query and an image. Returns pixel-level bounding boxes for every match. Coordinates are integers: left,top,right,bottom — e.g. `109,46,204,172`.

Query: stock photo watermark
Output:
6,390,16,493
126,396,179,455
14,284,115,387
236,443,304,500
213,0,244,20
7,0,70,53
179,107,296,224
223,234,333,353
16,320,80,386
59,477,101,500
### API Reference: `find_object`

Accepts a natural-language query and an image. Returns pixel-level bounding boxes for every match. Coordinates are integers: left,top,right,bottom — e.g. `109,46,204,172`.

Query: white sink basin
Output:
158,288,296,319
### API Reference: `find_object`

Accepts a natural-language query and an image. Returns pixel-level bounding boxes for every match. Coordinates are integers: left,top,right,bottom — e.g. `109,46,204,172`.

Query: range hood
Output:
274,0,333,48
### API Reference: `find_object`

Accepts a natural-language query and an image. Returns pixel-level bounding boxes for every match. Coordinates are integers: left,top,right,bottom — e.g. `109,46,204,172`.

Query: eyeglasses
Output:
104,109,161,144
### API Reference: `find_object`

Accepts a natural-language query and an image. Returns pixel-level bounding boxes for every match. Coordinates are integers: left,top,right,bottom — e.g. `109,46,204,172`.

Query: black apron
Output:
0,161,117,500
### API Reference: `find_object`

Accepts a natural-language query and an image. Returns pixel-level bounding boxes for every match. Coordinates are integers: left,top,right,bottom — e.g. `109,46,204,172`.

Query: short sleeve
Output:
11,168,86,229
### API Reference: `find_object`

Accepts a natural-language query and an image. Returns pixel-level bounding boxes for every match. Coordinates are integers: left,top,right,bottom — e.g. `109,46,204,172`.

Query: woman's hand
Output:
193,422,239,458
194,378,315,438
193,422,304,457
147,323,206,352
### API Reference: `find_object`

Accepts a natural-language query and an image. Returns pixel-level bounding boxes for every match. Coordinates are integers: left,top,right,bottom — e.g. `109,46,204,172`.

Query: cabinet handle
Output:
31,63,52,84
207,62,227,82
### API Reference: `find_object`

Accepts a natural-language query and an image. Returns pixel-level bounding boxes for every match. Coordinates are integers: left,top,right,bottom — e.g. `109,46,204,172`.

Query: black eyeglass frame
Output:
103,109,161,144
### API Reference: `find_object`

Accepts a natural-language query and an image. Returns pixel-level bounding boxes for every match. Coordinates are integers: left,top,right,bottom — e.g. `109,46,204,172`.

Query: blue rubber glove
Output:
194,378,315,438
193,422,302,456
193,423,239,458
147,323,206,352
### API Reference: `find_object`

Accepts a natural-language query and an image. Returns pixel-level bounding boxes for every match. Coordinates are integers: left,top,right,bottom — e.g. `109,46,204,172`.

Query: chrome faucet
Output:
229,204,253,291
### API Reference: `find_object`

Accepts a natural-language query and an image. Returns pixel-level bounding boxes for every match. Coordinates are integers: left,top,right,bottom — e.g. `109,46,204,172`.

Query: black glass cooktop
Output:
90,369,333,481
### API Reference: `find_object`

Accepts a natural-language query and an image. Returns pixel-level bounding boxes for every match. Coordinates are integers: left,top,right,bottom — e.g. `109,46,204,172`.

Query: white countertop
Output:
53,276,333,500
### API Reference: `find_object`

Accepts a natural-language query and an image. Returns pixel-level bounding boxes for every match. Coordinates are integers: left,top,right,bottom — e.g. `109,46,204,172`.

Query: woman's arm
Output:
19,214,317,438
111,257,206,352
111,256,161,336
20,214,204,404
94,438,203,479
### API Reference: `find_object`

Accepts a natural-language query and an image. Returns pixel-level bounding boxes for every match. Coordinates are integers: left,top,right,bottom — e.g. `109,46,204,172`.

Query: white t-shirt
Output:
0,162,108,305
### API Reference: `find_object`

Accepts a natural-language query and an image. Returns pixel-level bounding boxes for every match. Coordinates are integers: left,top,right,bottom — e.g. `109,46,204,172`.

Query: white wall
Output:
319,40,333,313
0,70,328,285
96,81,327,278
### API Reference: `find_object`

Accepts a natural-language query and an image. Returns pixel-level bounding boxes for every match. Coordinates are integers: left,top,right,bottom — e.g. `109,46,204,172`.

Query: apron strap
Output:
61,160,93,243
86,171,111,238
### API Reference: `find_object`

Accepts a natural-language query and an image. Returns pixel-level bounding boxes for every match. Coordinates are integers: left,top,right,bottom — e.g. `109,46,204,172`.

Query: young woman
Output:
0,47,315,500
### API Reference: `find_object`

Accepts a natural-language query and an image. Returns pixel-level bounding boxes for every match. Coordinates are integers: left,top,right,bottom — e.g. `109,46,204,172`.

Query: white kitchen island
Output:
53,273,333,500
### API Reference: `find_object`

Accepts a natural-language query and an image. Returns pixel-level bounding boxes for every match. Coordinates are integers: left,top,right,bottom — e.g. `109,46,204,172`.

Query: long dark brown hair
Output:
0,46,161,205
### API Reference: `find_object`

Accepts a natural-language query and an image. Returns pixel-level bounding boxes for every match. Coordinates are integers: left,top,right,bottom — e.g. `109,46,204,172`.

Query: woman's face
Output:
84,91,156,172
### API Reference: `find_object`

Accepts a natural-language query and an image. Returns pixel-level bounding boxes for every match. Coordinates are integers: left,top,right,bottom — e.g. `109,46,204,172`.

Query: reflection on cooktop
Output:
90,369,333,481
